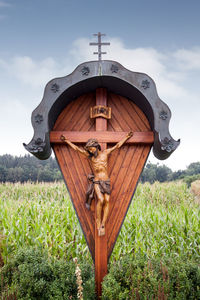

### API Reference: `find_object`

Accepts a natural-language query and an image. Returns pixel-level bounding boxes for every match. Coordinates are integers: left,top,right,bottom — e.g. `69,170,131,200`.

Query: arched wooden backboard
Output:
24,60,179,298
50,89,153,260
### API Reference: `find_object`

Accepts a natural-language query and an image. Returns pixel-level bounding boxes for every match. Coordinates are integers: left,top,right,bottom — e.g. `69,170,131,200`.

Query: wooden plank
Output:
109,93,141,131
71,94,95,131
109,94,136,131
61,146,95,255
108,145,141,240
61,94,95,131
108,145,137,238
53,98,79,130
108,145,151,257
129,100,150,130
54,94,88,130
53,145,95,257
118,94,150,131
50,131,154,144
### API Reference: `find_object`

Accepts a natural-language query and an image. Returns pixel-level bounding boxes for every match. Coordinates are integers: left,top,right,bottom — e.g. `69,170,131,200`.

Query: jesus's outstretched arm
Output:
60,135,89,157
105,131,133,155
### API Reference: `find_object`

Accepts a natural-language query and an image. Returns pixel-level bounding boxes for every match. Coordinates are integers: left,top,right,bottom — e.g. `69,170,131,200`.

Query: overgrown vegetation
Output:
102,254,200,299
1,247,95,300
0,181,199,299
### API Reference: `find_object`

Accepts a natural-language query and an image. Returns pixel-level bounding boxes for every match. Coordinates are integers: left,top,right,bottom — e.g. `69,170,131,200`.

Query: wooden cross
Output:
50,88,154,298
89,32,110,61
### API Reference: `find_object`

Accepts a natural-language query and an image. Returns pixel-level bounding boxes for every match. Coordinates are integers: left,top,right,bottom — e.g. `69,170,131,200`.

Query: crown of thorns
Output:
84,139,101,151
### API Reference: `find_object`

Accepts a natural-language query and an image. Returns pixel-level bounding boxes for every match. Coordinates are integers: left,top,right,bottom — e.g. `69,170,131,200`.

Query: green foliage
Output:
0,183,92,262
0,182,199,298
141,163,173,183
186,162,200,176
0,154,62,183
183,174,200,187
141,161,200,184
111,181,200,261
0,154,200,184
0,182,199,264
102,254,200,300
0,246,95,300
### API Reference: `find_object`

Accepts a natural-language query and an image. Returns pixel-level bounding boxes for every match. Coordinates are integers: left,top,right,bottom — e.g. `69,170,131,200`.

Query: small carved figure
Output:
60,131,133,236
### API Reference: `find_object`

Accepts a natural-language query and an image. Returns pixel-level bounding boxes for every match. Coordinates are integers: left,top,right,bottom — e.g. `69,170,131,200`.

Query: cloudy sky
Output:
0,0,199,170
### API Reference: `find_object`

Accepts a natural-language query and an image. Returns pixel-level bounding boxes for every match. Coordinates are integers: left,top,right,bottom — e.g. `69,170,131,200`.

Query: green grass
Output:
0,181,199,264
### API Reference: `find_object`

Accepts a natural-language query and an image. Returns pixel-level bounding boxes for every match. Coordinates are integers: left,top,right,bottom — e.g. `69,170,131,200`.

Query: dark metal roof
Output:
23,60,180,160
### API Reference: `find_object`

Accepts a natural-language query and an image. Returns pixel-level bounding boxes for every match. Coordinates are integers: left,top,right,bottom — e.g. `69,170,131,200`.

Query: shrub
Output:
102,254,200,300
0,246,95,300
183,174,200,187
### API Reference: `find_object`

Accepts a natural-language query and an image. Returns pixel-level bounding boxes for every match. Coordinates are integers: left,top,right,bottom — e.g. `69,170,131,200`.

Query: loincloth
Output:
85,174,110,210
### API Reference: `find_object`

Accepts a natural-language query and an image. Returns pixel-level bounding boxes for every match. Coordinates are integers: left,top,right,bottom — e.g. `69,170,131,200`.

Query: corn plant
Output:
0,181,199,264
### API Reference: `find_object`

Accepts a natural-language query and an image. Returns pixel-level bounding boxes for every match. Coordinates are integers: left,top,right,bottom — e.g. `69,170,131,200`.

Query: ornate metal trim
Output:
24,60,180,160
23,138,46,154
161,137,176,153
111,64,118,73
81,66,90,76
159,110,168,120
51,83,59,93
141,79,150,89
34,114,43,124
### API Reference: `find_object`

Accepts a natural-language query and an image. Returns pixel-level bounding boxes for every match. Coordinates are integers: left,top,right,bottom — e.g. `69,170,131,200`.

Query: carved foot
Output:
85,203,90,210
98,226,105,236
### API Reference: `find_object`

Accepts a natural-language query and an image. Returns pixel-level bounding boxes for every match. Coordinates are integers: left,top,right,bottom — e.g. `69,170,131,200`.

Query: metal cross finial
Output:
89,32,110,61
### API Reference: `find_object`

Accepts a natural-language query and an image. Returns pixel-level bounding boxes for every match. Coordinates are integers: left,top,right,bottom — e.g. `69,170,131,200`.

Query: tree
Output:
0,165,7,182
186,162,200,176
156,165,172,182
141,163,157,183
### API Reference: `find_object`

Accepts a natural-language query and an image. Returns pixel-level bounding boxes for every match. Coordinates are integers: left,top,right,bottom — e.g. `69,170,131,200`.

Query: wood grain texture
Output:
52,91,153,264
50,131,154,144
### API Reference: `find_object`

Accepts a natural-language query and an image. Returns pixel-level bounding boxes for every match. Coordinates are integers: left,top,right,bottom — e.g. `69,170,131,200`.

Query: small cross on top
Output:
89,32,110,61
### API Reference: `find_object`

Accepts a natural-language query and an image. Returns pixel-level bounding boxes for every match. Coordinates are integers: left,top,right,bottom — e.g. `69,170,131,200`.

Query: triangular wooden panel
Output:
52,91,153,261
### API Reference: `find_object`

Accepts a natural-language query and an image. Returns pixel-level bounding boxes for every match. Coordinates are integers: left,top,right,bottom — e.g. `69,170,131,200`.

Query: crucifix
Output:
89,32,110,61
50,88,154,298
25,56,179,300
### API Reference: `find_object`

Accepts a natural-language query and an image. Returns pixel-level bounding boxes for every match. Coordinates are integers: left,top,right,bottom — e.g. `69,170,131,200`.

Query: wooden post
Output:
95,88,108,299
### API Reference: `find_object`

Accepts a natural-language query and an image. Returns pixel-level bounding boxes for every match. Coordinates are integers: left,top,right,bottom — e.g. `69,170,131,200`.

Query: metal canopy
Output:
23,60,180,160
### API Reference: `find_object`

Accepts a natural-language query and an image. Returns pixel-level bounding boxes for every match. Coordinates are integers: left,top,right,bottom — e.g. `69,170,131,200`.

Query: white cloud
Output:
71,37,188,100
1,56,66,87
0,37,200,169
173,47,200,70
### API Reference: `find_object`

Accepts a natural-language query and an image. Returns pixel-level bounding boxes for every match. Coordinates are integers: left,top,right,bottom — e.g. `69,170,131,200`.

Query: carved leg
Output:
96,199,103,230
100,194,110,236
94,184,104,233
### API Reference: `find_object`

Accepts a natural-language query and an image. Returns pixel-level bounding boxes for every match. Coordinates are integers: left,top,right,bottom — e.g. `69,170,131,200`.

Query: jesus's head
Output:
84,139,101,158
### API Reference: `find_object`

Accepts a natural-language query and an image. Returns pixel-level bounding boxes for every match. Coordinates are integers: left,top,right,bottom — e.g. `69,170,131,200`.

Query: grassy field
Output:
0,181,199,264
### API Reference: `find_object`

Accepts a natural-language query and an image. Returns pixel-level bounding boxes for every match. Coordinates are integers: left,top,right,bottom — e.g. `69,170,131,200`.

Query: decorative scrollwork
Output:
34,114,43,124
111,64,119,73
81,66,90,76
161,137,175,153
159,110,168,120
51,83,59,93
25,138,46,153
141,79,150,89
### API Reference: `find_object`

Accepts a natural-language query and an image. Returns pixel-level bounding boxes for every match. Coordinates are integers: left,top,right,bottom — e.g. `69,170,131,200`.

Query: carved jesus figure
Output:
60,131,133,236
